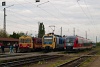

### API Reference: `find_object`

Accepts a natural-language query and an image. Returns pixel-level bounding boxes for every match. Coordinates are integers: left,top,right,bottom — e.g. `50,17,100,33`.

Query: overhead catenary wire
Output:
12,0,60,33
0,0,50,35
76,0,99,41
3,0,86,36
49,1,88,36
83,0,94,23
77,0,92,23
13,0,58,24
23,0,71,25
0,0,74,27
0,0,98,41
36,2,79,35
83,0,100,40
22,0,76,34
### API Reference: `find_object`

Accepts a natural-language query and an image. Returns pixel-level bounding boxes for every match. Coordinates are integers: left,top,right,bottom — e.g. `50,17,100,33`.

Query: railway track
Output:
0,55,63,67
57,51,97,67
0,54,25,58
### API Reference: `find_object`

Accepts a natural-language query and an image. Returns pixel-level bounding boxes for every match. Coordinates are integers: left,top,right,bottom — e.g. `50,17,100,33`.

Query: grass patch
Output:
79,57,96,67
79,46,100,67
92,46,100,55
49,57,79,67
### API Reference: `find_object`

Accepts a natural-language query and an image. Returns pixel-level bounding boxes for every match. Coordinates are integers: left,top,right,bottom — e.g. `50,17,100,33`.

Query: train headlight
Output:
28,45,29,47
20,44,22,47
68,43,71,46
67,43,73,46
27,44,31,47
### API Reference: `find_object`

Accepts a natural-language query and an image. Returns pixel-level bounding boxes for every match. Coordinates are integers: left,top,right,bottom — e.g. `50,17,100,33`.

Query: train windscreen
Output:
19,38,31,43
19,39,24,43
66,38,75,43
25,38,31,43
43,36,53,44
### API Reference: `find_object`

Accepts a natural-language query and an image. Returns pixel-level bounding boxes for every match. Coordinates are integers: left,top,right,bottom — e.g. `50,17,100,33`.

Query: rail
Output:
57,51,97,67
0,55,63,67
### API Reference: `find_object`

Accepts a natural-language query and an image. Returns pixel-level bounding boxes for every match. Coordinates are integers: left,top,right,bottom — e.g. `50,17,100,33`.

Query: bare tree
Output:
0,29,8,37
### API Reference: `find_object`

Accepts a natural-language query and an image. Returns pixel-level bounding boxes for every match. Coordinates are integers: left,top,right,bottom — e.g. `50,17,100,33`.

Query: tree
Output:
9,32,26,39
38,22,45,38
96,42,100,46
0,29,8,37
42,24,45,35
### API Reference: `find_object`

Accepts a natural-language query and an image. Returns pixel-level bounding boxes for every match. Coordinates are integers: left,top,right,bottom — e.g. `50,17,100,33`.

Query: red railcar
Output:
64,36,93,51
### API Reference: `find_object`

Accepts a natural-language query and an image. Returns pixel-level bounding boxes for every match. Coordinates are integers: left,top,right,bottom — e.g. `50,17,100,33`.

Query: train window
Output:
25,39,31,43
78,38,84,44
66,38,75,43
59,38,64,44
19,39,24,43
37,39,42,44
43,36,53,44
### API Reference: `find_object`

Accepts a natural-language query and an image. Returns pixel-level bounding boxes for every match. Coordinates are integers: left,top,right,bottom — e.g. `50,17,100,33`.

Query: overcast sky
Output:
0,0,100,42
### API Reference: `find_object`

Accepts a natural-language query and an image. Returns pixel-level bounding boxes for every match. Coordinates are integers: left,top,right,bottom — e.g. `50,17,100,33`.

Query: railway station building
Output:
0,38,18,48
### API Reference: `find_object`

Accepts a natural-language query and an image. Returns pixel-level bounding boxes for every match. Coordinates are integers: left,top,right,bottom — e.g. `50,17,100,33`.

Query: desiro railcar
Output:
42,33,65,51
64,36,93,51
19,36,42,52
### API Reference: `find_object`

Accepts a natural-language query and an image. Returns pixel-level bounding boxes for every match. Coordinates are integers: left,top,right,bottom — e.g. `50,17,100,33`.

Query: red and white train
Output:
64,36,93,51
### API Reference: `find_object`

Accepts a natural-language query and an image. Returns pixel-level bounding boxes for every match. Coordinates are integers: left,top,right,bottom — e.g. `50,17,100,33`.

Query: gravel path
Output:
87,56,100,67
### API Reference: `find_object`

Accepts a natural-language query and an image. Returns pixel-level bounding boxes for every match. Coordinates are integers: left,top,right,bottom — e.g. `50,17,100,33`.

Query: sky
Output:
0,0,100,42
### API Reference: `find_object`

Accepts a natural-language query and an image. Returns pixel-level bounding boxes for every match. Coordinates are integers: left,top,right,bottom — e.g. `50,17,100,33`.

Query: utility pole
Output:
73,28,75,36
4,8,6,33
38,22,40,35
96,36,97,43
2,1,6,33
61,27,62,37
2,1,14,33
86,31,87,39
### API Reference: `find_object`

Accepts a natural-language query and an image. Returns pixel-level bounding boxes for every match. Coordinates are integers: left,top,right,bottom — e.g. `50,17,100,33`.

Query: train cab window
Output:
66,38,75,43
25,39,31,43
19,39,24,43
43,36,53,44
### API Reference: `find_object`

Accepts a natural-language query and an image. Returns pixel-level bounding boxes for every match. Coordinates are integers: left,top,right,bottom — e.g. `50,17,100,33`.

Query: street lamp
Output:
86,31,87,39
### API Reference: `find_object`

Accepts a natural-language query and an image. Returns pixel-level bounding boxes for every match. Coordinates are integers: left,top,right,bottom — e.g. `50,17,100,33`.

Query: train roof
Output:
65,36,86,39
66,36,92,41
0,38,18,42
45,33,62,37
19,36,42,39
65,36,77,38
